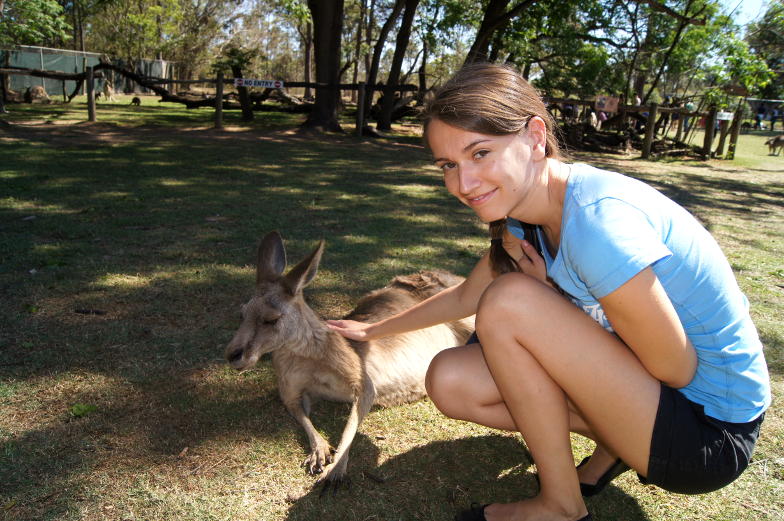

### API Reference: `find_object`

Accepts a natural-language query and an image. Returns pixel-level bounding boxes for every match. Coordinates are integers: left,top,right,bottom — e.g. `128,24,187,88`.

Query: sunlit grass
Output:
0,107,782,520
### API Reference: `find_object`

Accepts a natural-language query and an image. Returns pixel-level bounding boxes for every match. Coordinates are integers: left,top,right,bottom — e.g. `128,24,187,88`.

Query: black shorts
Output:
640,384,765,494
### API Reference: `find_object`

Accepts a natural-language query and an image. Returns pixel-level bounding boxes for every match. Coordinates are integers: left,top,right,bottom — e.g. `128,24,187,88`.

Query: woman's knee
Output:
476,273,540,336
426,349,468,418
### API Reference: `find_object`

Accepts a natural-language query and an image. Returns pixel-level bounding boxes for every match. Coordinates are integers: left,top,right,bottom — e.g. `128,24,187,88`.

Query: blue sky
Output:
720,0,768,26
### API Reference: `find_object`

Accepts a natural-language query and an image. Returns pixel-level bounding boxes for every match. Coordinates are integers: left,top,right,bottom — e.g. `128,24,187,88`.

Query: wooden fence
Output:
1,66,742,160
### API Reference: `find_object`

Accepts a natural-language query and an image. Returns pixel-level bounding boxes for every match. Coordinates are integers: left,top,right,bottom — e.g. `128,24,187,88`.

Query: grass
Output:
1,100,783,521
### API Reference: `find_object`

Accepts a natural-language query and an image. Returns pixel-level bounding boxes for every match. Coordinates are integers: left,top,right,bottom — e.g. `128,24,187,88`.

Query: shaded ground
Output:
0,120,782,521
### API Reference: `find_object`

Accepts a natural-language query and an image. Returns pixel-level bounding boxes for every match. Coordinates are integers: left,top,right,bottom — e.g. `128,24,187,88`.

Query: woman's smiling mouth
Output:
466,188,498,206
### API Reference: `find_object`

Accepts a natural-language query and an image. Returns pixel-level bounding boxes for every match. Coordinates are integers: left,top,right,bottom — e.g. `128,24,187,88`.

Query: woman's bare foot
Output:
482,495,588,521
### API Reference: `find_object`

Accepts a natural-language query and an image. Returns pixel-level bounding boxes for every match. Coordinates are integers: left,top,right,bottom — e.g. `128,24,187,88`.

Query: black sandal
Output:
455,503,593,521
577,456,630,497
455,503,487,521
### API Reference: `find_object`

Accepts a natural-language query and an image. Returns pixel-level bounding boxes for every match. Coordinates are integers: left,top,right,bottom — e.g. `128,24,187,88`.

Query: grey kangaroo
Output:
225,232,474,492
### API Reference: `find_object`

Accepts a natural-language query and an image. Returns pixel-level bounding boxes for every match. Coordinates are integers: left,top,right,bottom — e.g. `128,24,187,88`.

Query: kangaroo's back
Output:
346,270,474,407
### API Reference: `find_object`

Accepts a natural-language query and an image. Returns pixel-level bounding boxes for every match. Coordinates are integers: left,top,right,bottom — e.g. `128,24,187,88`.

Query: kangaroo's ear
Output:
257,231,287,283
284,240,325,295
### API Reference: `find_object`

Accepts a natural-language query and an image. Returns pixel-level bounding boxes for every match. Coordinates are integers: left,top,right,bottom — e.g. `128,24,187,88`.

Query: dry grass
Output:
0,108,782,520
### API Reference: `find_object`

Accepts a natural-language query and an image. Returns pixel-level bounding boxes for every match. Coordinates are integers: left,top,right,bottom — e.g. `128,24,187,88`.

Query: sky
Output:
720,0,768,27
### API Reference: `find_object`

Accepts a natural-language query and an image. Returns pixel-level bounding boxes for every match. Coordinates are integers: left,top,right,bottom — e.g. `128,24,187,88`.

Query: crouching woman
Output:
328,63,770,521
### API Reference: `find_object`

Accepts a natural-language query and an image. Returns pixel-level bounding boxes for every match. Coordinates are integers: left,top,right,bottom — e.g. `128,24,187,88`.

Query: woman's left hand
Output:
502,227,549,285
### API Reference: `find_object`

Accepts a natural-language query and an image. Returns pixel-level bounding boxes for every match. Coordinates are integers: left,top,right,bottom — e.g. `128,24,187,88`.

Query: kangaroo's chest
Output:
272,351,357,403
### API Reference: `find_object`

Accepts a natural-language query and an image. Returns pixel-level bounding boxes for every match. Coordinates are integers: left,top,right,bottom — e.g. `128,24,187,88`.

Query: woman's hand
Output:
326,319,376,341
502,228,549,285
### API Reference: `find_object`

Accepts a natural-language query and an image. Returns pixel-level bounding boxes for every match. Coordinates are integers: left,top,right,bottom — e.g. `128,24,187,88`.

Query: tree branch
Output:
629,0,706,25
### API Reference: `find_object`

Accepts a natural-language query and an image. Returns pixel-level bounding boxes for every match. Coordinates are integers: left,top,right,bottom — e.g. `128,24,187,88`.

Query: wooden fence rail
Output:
2,65,740,159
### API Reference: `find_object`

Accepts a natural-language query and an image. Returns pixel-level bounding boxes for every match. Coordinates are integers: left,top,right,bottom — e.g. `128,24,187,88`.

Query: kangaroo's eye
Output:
262,317,279,326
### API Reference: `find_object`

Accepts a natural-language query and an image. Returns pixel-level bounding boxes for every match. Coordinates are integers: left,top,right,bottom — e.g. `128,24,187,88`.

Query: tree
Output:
85,0,238,80
0,0,71,107
213,45,256,121
274,0,314,97
0,0,71,47
464,0,537,64
301,0,345,132
377,0,419,131
361,0,405,128
746,0,784,99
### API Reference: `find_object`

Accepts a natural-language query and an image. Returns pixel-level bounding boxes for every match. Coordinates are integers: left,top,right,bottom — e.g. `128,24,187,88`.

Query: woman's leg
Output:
425,341,635,498
426,344,595,435
474,273,661,520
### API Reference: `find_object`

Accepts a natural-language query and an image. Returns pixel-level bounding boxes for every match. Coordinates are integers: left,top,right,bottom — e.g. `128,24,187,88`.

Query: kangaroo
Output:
130,96,141,106
102,81,116,102
765,135,783,156
225,232,473,492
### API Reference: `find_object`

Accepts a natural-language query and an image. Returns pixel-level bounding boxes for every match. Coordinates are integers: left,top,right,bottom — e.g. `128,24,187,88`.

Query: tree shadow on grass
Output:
283,435,649,521
0,361,301,520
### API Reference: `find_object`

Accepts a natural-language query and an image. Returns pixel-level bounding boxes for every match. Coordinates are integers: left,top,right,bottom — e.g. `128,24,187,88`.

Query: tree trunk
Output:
230,64,254,121
521,61,532,80
416,39,429,105
362,0,405,126
0,1,5,110
641,0,695,105
351,0,366,103
303,21,313,99
633,8,657,101
488,22,508,62
464,0,537,64
364,0,375,85
302,0,345,133
377,0,419,131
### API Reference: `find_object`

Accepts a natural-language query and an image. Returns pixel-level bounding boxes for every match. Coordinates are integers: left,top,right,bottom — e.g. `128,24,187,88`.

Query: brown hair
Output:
422,62,561,158
488,220,519,276
423,63,557,275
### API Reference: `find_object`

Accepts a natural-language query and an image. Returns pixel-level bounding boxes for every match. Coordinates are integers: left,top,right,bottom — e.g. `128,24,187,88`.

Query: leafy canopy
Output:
0,0,71,47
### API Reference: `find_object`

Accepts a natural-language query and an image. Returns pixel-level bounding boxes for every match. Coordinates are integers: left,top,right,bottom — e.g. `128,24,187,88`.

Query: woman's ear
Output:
526,116,549,160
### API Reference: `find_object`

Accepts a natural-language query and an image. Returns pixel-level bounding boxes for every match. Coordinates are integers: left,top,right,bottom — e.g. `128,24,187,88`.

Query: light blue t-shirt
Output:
508,163,770,423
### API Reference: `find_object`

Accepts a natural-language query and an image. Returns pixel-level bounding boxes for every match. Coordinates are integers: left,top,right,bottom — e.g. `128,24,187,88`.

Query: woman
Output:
327,63,770,521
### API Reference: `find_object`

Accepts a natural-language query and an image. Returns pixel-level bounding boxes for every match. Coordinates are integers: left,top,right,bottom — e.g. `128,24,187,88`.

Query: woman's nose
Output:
459,166,481,194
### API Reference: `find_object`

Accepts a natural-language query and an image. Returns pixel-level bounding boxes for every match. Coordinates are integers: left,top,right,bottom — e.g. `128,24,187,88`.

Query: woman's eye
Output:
473,149,489,160
440,162,456,172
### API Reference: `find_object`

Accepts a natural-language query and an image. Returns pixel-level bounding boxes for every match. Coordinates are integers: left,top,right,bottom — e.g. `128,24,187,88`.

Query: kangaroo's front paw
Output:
304,441,334,475
317,465,351,497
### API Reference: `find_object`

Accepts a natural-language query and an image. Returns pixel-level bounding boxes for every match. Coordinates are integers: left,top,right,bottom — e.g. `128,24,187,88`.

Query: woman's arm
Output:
327,253,495,341
599,266,697,388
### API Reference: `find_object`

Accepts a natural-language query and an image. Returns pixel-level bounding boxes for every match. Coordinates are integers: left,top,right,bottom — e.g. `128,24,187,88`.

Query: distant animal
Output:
23,85,50,104
765,135,784,156
225,232,473,492
102,81,116,102
130,96,141,106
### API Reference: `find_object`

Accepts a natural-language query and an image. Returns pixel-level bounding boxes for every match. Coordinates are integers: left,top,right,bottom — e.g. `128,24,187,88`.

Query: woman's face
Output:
427,118,539,223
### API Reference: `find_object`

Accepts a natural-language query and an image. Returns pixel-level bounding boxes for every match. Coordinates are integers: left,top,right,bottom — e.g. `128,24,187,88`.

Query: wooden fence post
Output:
726,106,743,161
702,106,717,158
715,119,729,157
214,71,224,130
86,66,96,122
641,102,658,159
356,81,365,137
674,110,684,142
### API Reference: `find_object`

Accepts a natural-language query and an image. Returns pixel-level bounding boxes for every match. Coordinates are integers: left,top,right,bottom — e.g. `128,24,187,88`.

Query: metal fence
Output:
0,45,175,96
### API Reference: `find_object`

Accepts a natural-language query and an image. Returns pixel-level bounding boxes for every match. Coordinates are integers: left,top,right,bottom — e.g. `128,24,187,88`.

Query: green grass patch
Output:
0,106,782,520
